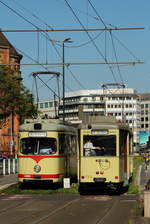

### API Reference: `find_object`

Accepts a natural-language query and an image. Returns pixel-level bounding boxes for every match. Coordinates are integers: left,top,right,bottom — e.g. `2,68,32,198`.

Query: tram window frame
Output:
59,134,65,155
119,130,128,156
59,134,77,155
20,137,57,155
83,135,116,157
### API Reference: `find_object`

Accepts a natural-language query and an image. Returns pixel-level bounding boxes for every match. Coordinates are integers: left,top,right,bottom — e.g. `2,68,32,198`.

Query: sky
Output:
0,0,150,101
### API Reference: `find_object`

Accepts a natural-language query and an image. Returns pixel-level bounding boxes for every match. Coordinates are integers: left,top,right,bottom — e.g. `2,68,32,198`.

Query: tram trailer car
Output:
18,118,78,186
78,116,133,192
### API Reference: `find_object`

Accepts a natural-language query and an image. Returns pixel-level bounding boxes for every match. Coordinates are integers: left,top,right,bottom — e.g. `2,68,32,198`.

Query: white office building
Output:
59,88,140,143
35,88,141,144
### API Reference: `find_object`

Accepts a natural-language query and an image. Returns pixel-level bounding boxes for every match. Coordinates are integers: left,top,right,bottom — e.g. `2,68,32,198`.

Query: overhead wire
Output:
64,0,118,83
112,33,141,62
9,0,87,91
109,30,124,85
87,0,127,120
0,0,84,94
87,0,125,85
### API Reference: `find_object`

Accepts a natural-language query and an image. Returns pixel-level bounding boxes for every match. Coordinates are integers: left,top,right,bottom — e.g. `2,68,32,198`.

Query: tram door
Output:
119,130,128,179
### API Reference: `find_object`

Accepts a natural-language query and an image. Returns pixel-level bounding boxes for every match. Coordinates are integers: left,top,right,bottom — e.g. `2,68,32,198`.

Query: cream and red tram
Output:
78,116,133,192
18,118,78,186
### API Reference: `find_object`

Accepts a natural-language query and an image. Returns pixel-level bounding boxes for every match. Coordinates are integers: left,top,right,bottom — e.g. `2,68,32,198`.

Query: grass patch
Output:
0,183,79,195
127,157,144,194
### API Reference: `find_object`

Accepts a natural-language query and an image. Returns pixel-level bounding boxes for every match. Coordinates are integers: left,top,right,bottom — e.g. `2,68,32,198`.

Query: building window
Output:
45,102,48,108
40,103,43,108
83,98,88,102
49,102,53,107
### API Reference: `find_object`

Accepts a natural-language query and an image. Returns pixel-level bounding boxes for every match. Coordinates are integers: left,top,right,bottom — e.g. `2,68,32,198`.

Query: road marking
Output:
82,195,112,201
2,194,32,200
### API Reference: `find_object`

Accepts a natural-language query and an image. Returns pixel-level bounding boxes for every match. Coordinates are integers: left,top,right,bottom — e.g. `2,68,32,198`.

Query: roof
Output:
19,118,77,133
77,115,131,132
0,32,22,59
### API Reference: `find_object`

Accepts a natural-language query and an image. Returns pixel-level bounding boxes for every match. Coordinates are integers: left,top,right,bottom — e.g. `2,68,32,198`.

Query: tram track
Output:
95,196,119,224
17,195,119,224
0,194,137,224
0,195,37,216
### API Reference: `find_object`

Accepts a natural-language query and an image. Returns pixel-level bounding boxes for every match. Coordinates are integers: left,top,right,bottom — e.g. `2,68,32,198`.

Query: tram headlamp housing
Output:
34,165,41,173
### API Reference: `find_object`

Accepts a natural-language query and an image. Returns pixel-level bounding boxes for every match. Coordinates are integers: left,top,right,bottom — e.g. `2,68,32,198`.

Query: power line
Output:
64,0,119,83
109,30,124,84
0,0,86,91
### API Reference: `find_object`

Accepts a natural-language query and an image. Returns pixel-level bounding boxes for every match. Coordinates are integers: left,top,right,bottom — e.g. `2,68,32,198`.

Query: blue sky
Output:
0,0,150,101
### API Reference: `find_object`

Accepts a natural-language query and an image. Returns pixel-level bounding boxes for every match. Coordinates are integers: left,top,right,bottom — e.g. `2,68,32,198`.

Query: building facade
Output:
138,93,150,146
58,88,140,143
35,88,144,144
0,32,22,155
35,99,59,118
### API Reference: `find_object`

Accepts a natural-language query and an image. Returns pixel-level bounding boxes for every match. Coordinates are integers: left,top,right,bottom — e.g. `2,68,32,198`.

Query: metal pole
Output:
62,42,65,123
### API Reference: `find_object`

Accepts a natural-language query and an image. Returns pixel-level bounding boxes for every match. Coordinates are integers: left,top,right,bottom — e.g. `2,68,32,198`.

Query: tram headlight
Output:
34,165,41,173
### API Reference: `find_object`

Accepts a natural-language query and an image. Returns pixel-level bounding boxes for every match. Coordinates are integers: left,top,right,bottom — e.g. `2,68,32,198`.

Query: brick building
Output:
0,32,22,155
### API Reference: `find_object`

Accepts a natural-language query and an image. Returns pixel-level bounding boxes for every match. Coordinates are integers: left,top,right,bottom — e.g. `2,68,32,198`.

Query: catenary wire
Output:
87,0,125,85
0,0,86,92
64,0,118,83
8,0,87,90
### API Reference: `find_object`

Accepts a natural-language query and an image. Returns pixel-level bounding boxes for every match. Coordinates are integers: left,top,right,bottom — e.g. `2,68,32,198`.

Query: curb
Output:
0,182,17,190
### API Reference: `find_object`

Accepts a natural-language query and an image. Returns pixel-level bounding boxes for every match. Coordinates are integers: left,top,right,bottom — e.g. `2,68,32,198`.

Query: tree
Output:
0,66,37,124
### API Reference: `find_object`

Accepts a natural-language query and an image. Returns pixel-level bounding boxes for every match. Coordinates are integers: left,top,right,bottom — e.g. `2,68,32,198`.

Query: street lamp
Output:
62,38,72,123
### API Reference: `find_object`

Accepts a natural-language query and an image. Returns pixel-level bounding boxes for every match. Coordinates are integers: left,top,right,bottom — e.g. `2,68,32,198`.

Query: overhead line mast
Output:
0,27,144,32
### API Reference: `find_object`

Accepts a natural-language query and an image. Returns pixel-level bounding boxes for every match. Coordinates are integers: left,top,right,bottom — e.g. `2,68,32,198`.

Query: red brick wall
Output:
0,47,21,155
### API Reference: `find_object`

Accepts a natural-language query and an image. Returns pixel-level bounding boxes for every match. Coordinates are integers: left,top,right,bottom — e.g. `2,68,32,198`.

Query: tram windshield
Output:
20,137,57,155
83,135,116,157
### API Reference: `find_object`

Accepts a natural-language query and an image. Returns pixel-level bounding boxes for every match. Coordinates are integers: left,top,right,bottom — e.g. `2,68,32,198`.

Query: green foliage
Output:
127,157,144,194
0,66,37,122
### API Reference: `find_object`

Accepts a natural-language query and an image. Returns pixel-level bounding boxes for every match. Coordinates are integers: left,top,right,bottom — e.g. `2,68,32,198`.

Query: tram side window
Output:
119,131,127,156
59,134,65,155
20,137,57,155
71,135,77,154
83,135,116,156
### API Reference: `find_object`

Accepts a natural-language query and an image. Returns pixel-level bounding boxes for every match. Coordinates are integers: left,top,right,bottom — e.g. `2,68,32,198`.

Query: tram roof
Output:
76,116,131,132
19,118,77,133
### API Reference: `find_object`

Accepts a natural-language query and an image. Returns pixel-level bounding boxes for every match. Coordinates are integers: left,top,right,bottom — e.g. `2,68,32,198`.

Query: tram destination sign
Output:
91,130,108,135
28,132,47,137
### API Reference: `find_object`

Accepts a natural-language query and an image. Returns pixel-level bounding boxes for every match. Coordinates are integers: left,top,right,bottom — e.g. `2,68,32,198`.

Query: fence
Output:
0,158,18,175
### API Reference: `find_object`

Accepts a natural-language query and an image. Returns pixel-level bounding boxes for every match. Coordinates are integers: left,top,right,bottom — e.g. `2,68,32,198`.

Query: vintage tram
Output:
18,118,78,186
78,116,133,192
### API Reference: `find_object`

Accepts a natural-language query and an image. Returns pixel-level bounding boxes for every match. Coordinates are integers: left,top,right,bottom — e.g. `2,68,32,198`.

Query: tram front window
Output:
83,135,116,156
20,137,57,155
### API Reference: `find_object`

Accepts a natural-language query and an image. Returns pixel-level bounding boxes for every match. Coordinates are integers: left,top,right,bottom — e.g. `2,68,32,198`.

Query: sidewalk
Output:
0,174,18,190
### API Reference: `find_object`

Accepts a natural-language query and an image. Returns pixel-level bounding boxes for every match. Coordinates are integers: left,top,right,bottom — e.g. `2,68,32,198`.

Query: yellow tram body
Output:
78,116,133,191
18,118,78,185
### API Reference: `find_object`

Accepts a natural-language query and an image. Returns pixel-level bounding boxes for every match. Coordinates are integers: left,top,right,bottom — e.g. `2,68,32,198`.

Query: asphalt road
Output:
0,193,141,224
